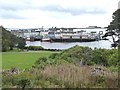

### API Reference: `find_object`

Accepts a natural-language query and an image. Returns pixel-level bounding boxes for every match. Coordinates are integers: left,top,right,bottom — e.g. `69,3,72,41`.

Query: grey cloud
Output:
0,0,31,19
0,0,106,19
0,0,106,15
40,5,106,16
1,15,25,19
0,13,26,19
0,9,27,19
0,0,31,11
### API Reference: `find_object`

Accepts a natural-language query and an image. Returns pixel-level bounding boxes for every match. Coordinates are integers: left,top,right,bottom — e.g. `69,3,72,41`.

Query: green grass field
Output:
2,51,58,70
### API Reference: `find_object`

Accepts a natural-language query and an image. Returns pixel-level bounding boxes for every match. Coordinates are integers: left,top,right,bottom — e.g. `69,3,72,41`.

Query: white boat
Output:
42,38,51,42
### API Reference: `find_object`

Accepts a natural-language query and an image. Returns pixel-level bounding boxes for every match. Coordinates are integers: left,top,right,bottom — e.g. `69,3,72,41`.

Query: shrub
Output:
53,45,92,64
34,57,48,69
26,46,44,50
17,78,30,89
49,53,58,59
90,48,118,67
35,57,47,65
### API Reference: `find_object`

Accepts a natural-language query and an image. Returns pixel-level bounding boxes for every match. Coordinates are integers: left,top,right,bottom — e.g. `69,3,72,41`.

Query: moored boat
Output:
50,37,96,42
41,38,51,42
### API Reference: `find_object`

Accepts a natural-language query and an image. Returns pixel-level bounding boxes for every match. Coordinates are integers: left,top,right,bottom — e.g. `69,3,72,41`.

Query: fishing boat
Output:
41,38,51,42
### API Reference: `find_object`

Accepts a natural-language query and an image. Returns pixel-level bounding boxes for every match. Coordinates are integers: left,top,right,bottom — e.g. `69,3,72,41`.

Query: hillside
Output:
1,26,26,52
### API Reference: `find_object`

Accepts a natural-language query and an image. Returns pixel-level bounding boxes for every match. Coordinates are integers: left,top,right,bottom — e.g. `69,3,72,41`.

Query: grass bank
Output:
2,51,59,70
2,64,118,88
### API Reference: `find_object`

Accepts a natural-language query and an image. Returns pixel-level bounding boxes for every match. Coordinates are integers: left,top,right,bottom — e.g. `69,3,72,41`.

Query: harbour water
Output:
26,40,112,50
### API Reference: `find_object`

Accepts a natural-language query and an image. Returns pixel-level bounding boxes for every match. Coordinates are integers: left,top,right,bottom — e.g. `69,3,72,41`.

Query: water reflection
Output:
26,40,112,49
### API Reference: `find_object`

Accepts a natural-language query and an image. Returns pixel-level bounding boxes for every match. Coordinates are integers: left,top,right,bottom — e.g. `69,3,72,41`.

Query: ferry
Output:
48,31,101,42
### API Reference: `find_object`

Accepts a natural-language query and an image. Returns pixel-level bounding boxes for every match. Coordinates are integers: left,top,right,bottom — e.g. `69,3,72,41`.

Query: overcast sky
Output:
0,0,119,28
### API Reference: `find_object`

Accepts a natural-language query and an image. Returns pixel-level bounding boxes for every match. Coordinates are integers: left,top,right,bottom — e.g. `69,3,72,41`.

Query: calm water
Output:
26,40,113,50
26,28,113,49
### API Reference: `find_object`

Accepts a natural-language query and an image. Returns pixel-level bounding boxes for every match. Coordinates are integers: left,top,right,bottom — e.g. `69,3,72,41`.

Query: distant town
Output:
5,26,106,42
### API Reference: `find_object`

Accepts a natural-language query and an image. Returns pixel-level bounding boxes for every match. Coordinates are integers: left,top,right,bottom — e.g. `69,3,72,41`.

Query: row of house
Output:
9,26,105,41
10,27,74,38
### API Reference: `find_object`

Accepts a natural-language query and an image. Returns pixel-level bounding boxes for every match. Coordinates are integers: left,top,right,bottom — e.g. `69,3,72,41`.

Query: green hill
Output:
1,26,26,52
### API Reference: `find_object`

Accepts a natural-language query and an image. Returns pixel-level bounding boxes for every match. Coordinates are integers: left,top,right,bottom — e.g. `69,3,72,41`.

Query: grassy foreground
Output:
2,51,59,70
2,64,118,88
2,46,118,88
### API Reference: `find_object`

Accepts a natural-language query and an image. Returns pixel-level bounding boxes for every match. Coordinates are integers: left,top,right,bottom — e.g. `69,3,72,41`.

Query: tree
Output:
1,26,26,51
102,9,120,48
1,26,11,51
17,37,26,50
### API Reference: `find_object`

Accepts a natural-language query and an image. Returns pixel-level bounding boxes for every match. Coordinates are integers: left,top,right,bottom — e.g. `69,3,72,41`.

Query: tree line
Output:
1,26,26,52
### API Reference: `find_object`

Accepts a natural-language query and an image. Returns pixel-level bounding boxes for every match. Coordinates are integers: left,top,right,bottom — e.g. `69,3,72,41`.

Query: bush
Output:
53,45,92,64
49,53,58,59
26,46,44,51
91,49,108,66
34,57,48,69
33,46,118,70
91,48,118,67
17,78,30,89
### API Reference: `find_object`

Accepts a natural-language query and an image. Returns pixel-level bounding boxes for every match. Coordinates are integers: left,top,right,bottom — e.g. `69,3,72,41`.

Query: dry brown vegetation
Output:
38,64,118,88
2,64,118,88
